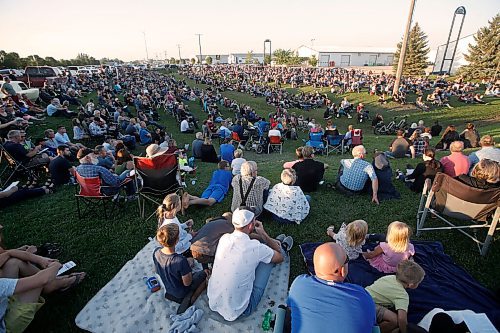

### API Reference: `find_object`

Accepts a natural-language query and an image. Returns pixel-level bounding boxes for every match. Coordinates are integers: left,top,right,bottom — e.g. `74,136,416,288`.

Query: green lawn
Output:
2,71,499,332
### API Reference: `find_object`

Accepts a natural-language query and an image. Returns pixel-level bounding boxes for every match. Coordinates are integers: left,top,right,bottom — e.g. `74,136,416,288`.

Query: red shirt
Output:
440,152,470,177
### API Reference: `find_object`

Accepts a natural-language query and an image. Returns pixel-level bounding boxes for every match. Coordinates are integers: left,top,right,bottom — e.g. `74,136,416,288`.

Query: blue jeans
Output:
119,171,136,195
240,247,286,318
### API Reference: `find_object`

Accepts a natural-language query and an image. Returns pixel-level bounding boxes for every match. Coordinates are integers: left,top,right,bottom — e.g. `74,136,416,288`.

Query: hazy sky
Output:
2,0,499,61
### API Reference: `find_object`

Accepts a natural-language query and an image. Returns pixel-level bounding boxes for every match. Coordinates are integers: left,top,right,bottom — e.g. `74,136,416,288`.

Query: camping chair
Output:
0,144,43,188
231,131,243,149
350,129,363,148
74,172,121,220
133,154,182,220
326,135,345,155
305,132,325,155
416,173,500,256
268,135,283,154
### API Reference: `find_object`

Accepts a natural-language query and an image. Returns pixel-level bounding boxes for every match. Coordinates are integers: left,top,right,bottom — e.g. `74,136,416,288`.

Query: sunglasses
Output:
334,255,349,274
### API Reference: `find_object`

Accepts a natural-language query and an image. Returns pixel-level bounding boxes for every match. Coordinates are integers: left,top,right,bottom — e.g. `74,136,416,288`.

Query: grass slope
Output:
1,72,499,332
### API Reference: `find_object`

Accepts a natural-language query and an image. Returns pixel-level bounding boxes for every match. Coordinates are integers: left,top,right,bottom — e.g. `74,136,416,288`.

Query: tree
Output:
190,58,196,65
169,57,176,64
458,14,500,79
264,54,272,65
308,55,318,67
273,49,293,65
245,51,254,64
1,52,21,68
44,57,59,66
392,22,430,76
205,56,213,65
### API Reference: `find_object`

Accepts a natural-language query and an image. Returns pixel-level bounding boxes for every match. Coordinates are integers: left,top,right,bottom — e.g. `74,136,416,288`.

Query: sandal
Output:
326,225,335,237
59,272,86,292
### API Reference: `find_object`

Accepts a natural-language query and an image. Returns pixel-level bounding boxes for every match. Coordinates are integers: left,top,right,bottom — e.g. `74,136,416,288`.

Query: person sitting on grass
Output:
200,137,219,163
231,149,246,175
264,168,310,224
157,193,195,254
139,121,152,145
191,132,204,159
283,146,304,169
468,135,500,168
326,220,368,260
182,160,233,210
154,223,210,314
439,141,470,178
219,139,235,163
0,249,86,333
292,146,328,193
386,130,410,159
231,161,271,217
403,148,442,193
48,145,74,186
336,145,379,204
366,260,425,333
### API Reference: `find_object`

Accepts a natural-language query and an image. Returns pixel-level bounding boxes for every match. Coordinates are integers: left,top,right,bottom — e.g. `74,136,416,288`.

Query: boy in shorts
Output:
182,160,232,210
365,260,425,333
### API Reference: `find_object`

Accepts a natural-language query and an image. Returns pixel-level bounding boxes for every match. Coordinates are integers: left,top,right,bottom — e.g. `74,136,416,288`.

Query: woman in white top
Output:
264,168,310,224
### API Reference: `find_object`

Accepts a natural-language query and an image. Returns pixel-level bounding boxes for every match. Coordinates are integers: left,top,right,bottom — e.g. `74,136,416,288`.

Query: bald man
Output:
287,243,377,333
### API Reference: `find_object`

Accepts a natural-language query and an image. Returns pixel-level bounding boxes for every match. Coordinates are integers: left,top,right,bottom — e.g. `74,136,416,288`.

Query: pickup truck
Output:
21,66,67,88
0,81,39,101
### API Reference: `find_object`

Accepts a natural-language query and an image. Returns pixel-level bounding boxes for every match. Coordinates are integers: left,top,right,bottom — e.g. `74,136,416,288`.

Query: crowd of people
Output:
0,65,499,333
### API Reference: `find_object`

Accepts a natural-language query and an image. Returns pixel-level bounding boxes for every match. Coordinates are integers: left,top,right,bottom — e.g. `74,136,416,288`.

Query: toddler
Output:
326,220,368,260
363,221,415,273
366,260,425,333
157,193,196,254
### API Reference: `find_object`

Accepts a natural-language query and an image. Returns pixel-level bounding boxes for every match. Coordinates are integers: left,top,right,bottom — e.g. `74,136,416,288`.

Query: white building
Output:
194,54,229,64
296,45,396,67
432,34,475,75
228,53,265,64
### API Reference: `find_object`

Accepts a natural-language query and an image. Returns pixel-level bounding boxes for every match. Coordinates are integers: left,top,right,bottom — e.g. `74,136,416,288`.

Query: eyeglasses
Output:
334,255,349,274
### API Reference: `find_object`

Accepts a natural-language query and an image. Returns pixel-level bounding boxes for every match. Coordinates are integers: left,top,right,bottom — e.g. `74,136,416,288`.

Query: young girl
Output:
157,194,195,254
72,118,87,140
154,223,209,314
363,221,415,273
326,220,368,260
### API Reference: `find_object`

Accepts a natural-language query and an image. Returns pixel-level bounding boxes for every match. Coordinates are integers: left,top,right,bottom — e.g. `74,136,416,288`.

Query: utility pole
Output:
310,38,315,47
392,0,416,96
195,33,203,65
142,32,149,61
177,44,181,62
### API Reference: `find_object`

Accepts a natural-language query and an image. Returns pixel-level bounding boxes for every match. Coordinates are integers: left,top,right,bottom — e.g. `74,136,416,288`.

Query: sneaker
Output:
281,236,294,253
275,234,286,243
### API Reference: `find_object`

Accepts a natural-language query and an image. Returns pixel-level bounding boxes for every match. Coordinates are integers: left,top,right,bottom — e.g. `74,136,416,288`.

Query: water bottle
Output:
273,305,286,333
262,309,273,331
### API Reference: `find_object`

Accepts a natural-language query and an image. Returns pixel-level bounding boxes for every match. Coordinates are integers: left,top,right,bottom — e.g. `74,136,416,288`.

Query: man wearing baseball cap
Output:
207,207,293,321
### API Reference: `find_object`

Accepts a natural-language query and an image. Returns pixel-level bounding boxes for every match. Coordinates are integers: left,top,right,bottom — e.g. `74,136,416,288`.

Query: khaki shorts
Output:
375,304,387,323
5,296,45,333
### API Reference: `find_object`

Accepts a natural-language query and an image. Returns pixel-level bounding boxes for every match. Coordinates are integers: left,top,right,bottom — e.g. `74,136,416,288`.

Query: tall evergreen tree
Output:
393,22,430,76
458,14,499,79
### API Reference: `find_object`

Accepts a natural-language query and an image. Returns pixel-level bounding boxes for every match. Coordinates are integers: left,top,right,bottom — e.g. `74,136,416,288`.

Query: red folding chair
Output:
74,172,119,219
133,154,182,220
350,129,363,148
268,135,283,154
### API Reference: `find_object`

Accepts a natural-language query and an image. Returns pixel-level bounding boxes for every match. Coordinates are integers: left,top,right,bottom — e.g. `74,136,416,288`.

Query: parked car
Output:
76,69,92,76
0,81,39,101
0,68,24,78
21,66,66,88
68,66,84,76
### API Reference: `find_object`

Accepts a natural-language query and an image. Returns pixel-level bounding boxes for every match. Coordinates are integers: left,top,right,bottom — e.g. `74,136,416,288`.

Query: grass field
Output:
2,71,499,332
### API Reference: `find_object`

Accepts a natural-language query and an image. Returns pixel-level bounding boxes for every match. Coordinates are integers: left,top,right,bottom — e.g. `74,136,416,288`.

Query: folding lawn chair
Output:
133,154,182,220
326,135,345,155
268,135,283,154
74,172,122,220
305,132,325,155
416,172,500,256
350,129,363,148
0,144,43,188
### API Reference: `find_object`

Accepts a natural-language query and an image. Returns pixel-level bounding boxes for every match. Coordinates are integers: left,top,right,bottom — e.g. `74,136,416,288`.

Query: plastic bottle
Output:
273,305,286,333
262,309,273,331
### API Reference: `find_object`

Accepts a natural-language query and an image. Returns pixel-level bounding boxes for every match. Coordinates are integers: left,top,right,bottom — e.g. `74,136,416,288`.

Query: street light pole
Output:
177,44,181,63
392,0,416,96
142,32,149,61
195,34,203,65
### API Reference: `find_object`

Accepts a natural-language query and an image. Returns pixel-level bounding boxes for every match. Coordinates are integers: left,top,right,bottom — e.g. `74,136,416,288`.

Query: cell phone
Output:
57,261,76,276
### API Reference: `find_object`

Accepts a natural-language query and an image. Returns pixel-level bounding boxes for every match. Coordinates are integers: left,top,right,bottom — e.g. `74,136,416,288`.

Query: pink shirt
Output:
440,152,470,177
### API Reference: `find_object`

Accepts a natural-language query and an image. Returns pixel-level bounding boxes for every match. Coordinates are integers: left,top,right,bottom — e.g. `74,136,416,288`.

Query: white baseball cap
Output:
232,208,255,227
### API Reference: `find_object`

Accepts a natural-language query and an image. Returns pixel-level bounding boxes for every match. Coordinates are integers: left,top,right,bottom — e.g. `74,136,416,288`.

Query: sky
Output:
2,0,499,62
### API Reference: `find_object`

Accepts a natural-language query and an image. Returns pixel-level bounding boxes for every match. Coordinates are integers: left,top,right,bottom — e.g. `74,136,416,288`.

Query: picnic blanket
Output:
76,239,290,333
299,241,500,329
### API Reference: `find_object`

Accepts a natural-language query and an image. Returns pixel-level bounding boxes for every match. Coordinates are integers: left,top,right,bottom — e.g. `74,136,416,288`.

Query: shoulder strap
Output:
239,176,256,206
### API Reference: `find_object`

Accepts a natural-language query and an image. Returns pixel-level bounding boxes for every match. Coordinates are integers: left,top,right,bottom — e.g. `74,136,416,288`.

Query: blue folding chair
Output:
326,135,345,155
305,132,325,155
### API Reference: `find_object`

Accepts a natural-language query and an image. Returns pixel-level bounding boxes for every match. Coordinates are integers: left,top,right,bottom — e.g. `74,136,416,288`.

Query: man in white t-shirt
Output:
180,119,193,133
268,128,281,138
207,207,293,321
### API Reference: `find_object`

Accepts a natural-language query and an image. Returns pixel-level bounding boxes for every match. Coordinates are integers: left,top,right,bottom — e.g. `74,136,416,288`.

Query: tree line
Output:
0,51,124,69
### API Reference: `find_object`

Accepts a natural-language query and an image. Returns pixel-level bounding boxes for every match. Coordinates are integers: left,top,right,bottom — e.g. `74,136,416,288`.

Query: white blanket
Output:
76,240,290,333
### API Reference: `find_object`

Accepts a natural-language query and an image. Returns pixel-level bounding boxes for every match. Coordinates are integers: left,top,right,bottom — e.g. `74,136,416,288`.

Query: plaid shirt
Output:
231,175,271,216
340,158,377,191
412,138,426,156
76,163,120,187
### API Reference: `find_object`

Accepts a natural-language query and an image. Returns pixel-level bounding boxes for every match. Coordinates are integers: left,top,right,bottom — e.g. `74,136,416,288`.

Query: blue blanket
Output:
299,241,500,329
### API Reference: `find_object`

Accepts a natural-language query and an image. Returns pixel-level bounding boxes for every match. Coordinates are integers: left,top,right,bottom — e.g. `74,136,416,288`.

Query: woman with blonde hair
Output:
457,159,499,190
363,221,415,273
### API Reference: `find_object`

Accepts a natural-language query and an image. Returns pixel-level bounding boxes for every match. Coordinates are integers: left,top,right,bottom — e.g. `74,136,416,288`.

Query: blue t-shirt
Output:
220,144,235,163
287,275,376,333
139,128,151,145
208,169,232,192
153,248,191,299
